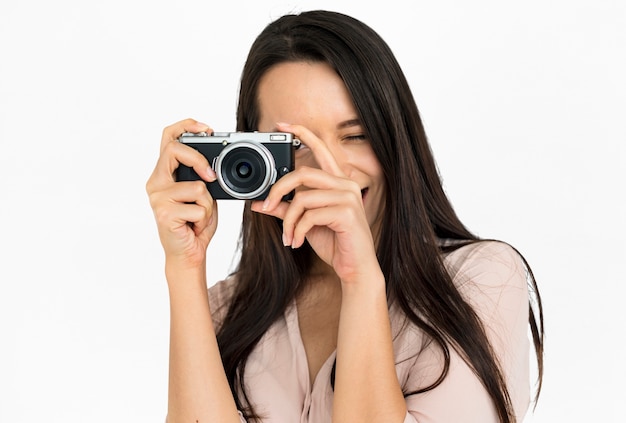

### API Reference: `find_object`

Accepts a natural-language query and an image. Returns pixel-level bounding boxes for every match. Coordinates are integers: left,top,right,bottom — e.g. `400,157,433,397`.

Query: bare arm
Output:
166,262,241,423
146,119,241,423
332,270,407,423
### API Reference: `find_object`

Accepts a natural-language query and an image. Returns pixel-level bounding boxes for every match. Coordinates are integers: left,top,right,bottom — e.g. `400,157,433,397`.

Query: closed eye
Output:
343,134,367,142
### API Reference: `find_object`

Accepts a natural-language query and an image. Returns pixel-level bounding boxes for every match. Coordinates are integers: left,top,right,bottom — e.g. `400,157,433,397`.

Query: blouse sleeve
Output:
402,241,531,422
208,277,237,332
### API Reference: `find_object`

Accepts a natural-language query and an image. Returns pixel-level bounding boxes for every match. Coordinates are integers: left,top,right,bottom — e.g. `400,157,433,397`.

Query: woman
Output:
146,10,543,423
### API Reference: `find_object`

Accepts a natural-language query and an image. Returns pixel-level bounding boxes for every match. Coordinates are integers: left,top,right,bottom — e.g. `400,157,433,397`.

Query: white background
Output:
1,0,624,421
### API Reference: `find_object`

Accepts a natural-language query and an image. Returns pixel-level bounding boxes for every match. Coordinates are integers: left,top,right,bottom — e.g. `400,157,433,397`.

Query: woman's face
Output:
256,61,386,235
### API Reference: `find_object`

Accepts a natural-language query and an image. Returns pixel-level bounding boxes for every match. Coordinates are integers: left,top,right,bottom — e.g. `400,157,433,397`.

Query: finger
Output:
160,118,213,152
148,140,216,191
160,118,216,181
261,166,356,212
276,122,344,176
154,201,213,236
160,180,215,210
187,200,217,237
290,201,372,250
251,199,289,217
290,207,343,249
281,188,361,246
149,180,214,224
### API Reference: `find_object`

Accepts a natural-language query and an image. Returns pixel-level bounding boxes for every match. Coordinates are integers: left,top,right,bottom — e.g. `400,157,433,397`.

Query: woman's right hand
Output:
146,119,218,268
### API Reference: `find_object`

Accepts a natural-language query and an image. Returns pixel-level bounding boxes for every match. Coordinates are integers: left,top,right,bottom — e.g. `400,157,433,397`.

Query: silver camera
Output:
175,131,299,200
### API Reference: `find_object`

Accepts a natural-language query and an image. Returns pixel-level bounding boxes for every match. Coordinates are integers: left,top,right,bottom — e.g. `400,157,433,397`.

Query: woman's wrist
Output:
340,266,386,297
165,257,208,292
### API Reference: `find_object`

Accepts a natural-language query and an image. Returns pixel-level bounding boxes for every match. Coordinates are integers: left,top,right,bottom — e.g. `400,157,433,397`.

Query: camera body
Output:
176,131,298,200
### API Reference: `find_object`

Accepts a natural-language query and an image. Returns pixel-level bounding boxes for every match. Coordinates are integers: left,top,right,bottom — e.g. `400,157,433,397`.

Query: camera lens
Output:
214,141,276,199
236,162,252,178
223,151,262,191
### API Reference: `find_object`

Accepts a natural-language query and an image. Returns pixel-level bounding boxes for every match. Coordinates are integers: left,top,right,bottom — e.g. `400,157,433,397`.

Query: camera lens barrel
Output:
214,141,277,199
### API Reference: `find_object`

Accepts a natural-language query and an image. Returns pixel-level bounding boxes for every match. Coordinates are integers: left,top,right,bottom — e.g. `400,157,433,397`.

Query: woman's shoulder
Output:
442,240,527,291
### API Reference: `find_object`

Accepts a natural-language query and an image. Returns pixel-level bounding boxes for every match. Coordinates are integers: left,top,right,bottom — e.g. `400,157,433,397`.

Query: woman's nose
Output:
327,143,353,177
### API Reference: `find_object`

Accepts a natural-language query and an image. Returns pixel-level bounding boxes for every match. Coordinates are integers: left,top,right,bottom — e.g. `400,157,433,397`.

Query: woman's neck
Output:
298,255,341,304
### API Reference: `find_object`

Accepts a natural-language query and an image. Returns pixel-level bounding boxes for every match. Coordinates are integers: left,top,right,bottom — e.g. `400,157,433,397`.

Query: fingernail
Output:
262,198,270,211
282,232,290,247
206,167,217,180
276,122,291,128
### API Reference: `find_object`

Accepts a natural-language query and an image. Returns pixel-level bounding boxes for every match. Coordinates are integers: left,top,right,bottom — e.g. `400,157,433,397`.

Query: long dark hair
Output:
215,10,544,423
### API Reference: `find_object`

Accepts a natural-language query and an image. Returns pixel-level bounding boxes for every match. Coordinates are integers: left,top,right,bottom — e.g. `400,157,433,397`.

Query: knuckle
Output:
293,188,309,201
344,180,362,199
145,179,154,195
162,123,178,138
345,178,360,191
154,206,172,225
345,204,359,220
200,205,211,219
298,166,315,178
145,173,162,195
162,139,177,154
193,180,208,195
147,190,162,209
147,191,157,208
163,118,194,134
146,176,167,199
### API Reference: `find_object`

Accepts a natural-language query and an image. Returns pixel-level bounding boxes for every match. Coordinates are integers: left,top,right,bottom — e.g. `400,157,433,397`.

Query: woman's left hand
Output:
251,122,381,285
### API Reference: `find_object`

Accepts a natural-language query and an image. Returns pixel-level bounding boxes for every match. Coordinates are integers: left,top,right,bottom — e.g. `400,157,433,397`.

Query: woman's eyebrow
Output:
337,118,362,129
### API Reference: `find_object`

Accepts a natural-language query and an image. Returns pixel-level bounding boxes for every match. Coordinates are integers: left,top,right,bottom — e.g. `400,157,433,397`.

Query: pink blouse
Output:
208,241,531,422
